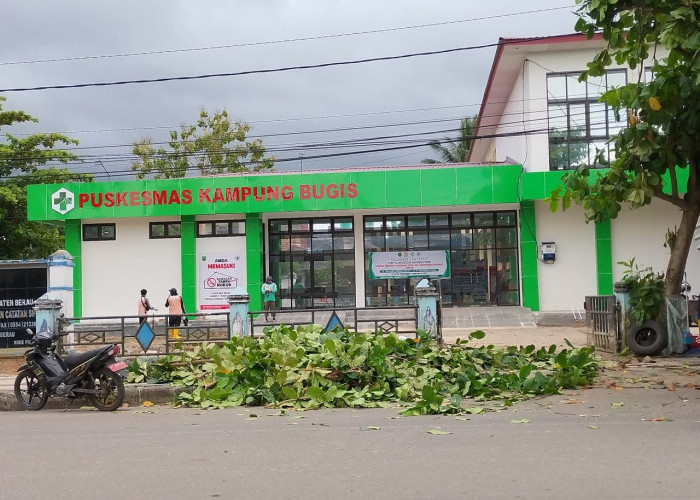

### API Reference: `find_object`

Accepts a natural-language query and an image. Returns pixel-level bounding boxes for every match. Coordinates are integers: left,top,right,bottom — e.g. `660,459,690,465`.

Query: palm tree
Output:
422,116,477,164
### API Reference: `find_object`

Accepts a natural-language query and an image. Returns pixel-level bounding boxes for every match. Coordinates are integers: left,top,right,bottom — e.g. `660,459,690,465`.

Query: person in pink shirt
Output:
137,289,154,326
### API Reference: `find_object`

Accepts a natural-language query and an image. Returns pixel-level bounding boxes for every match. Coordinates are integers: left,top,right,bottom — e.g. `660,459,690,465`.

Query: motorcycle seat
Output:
63,346,111,369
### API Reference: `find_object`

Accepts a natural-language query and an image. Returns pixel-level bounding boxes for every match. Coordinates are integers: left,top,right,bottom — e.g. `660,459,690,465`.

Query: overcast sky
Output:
1,1,580,180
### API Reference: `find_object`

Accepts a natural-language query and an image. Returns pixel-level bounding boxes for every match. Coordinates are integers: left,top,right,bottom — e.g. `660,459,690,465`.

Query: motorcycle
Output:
14,324,127,411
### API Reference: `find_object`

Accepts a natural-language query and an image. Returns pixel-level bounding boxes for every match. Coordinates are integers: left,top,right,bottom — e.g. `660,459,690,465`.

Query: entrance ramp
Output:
441,306,537,329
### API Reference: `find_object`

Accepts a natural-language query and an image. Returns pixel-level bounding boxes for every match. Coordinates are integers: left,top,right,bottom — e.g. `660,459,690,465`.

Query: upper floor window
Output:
150,222,181,239
547,70,627,170
83,223,115,241
197,220,245,237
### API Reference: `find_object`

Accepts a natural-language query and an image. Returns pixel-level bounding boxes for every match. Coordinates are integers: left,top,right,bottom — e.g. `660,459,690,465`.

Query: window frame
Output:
547,69,627,171
82,223,116,241
149,221,182,239
196,220,246,238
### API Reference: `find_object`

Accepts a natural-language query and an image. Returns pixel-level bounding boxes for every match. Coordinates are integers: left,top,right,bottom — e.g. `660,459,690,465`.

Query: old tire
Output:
626,320,667,356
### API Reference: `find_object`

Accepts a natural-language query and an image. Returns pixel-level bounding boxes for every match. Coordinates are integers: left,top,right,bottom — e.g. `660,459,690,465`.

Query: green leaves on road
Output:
126,325,598,414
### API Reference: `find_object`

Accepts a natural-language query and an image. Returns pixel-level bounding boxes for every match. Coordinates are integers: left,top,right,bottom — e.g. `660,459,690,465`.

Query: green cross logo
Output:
51,188,75,215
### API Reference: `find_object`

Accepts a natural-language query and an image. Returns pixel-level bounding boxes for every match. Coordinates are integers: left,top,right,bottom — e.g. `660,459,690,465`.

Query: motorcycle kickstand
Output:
62,395,76,412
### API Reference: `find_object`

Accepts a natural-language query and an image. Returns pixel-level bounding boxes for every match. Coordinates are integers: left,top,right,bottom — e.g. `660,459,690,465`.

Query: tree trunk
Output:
665,203,700,295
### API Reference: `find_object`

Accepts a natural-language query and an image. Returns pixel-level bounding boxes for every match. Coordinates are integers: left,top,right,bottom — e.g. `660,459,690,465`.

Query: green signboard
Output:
27,165,523,220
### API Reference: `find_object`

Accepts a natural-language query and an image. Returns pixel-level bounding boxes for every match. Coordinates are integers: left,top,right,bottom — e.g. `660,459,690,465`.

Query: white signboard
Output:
199,253,244,310
369,250,450,279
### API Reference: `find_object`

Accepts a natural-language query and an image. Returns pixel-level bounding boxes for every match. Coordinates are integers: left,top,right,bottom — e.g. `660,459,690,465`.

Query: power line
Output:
0,6,574,67
0,40,547,93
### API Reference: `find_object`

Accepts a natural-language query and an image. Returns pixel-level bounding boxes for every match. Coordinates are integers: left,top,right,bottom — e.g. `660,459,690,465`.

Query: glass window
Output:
548,69,627,170
429,214,448,227
198,223,213,236
407,215,427,228
270,220,288,234
313,219,331,232
385,217,405,230
474,213,493,227
150,224,165,238
333,218,353,231
312,234,333,253
268,217,356,309
333,235,355,251
385,231,406,251
83,223,115,241
451,229,472,249
364,233,384,252
407,230,429,250
150,222,181,239
197,220,245,237
451,213,471,228
496,212,516,226
364,216,383,230
291,220,310,233
428,231,450,250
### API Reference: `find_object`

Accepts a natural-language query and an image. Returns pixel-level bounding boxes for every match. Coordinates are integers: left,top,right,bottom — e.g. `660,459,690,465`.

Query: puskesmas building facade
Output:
25,34,700,319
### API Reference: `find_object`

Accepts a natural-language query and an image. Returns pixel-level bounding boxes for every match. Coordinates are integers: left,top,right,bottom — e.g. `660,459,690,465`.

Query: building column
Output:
353,212,365,307
595,218,613,295
519,201,540,311
64,219,82,317
246,213,264,311
181,215,196,314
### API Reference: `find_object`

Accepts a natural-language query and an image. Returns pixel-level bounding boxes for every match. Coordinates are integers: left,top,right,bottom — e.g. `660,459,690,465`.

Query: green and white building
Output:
26,34,700,319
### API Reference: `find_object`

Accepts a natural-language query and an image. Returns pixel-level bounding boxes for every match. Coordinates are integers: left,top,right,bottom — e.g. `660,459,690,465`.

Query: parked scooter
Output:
14,321,127,411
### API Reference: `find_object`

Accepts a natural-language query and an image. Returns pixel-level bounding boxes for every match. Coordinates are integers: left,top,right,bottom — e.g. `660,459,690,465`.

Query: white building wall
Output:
611,201,700,289
534,202,597,312
492,71,529,167
81,218,180,317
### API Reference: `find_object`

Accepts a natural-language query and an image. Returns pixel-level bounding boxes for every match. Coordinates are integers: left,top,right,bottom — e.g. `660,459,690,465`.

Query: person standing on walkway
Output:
165,288,186,339
261,276,277,322
137,289,154,326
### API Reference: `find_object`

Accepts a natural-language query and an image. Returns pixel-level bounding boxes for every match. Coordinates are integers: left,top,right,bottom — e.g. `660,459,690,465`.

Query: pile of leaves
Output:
126,325,598,414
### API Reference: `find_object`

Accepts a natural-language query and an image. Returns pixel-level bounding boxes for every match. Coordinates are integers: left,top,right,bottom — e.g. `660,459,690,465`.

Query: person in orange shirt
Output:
137,289,154,326
165,288,186,339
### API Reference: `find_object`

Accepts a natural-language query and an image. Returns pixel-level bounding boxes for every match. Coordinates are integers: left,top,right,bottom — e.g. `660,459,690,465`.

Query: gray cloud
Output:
1,0,580,177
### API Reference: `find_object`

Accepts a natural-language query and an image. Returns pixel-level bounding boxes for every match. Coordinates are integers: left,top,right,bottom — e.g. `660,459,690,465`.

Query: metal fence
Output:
584,295,621,353
57,312,230,358
247,306,419,338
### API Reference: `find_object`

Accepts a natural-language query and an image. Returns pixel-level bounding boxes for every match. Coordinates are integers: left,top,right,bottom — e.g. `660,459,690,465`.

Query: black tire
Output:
14,370,49,411
88,367,125,411
627,320,667,356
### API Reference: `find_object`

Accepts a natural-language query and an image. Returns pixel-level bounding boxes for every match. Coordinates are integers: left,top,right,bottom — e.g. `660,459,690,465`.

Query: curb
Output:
0,383,186,411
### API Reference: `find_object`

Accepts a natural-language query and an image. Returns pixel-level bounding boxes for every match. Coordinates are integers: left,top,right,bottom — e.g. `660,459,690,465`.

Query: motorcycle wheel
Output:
626,320,667,356
88,367,125,411
14,370,49,411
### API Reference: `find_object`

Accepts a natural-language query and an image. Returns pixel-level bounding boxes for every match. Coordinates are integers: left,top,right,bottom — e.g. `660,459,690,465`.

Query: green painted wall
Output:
246,213,264,311
65,219,82,317
519,201,539,311
180,216,196,315
595,218,613,295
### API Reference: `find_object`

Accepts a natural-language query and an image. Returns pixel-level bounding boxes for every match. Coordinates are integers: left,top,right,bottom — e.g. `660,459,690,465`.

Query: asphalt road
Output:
2,386,700,500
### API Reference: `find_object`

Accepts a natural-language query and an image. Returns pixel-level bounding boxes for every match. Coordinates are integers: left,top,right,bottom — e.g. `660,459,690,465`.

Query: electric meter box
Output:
541,242,556,263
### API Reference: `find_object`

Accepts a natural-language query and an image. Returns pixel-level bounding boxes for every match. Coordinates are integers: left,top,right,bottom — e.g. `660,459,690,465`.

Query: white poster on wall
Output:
199,253,244,310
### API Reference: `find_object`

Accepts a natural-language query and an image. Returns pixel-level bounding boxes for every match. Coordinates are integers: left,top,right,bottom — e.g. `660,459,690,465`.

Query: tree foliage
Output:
548,0,700,294
422,116,477,164
131,108,275,179
0,96,88,259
